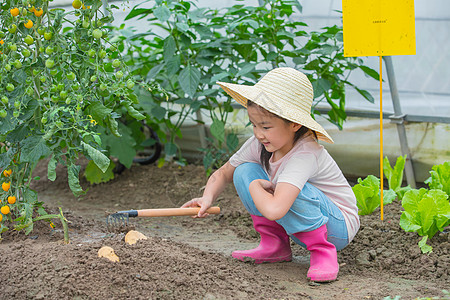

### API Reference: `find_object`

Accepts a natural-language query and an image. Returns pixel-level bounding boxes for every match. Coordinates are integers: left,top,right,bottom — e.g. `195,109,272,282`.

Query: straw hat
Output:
217,67,333,143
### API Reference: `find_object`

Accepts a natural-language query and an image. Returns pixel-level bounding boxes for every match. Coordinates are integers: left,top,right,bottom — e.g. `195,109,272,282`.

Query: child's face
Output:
247,105,301,161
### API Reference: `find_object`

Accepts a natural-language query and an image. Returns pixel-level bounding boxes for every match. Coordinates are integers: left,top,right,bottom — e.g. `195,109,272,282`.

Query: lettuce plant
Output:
399,188,450,253
425,161,449,197
383,155,411,200
352,175,396,215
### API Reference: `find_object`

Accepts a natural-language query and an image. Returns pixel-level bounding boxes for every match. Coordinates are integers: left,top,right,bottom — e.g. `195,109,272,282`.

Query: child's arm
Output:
181,161,235,218
249,179,300,221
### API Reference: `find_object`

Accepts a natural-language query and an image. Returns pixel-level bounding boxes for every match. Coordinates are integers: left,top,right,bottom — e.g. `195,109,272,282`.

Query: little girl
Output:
182,67,360,282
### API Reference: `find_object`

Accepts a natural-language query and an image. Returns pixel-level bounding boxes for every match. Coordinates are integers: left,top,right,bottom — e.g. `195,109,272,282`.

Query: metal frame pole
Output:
383,56,416,188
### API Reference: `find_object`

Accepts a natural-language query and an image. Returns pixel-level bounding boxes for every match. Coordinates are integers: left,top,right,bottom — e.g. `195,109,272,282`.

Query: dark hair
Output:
247,100,316,172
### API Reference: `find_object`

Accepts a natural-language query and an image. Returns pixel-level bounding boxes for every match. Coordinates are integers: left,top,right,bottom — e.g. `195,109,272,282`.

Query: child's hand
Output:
181,196,213,218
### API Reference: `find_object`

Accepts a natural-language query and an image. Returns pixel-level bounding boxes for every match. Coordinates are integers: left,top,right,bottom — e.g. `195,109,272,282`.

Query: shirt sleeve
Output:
229,136,261,167
276,152,319,191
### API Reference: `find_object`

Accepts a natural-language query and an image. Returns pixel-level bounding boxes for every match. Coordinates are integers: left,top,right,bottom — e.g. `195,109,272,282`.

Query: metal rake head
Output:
106,212,130,228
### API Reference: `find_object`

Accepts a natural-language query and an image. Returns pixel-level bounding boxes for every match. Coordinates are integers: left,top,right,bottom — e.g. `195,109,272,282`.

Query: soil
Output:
0,159,449,300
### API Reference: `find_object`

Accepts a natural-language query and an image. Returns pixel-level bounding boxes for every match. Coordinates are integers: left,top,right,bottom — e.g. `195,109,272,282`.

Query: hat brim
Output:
217,81,334,144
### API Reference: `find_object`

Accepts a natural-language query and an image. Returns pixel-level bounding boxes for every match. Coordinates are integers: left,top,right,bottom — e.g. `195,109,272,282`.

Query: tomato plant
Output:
0,0,158,240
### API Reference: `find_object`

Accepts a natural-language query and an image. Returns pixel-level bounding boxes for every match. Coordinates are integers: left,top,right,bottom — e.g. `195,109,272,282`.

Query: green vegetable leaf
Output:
84,160,115,184
210,119,225,144
81,141,110,173
425,161,450,197
179,64,201,98
383,155,406,194
68,164,84,197
352,175,380,215
400,188,450,239
20,135,51,163
418,236,433,254
47,155,57,181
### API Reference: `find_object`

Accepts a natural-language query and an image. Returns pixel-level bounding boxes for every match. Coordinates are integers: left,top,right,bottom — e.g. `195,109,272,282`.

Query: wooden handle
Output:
136,206,220,217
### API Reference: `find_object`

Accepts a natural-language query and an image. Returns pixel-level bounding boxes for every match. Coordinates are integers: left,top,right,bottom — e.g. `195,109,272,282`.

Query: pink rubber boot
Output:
232,215,292,264
293,225,339,282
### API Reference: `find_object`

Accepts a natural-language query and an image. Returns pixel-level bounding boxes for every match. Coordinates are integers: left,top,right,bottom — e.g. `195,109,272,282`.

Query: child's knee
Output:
233,162,264,185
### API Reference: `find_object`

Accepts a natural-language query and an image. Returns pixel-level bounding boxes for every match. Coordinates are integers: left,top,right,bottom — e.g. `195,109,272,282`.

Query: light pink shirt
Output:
229,132,360,242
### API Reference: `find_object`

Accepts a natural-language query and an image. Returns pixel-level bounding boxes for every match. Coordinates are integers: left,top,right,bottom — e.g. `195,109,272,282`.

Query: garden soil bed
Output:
0,159,449,299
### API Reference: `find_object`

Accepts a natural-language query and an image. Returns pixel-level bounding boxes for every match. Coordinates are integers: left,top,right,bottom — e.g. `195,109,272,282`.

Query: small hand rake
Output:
106,207,221,228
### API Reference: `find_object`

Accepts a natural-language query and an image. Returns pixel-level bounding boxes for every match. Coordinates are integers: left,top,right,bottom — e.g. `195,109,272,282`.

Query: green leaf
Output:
383,155,406,193
163,36,176,59
20,135,51,163
179,64,201,98
359,65,379,81
125,8,153,21
102,124,136,169
418,236,433,254
164,142,177,157
154,5,171,22
226,133,239,152
352,175,380,215
151,106,167,120
166,55,181,76
354,86,374,103
81,141,110,173
382,189,397,205
236,63,256,77
84,160,115,184
47,155,57,181
68,164,84,197
210,119,225,144
312,78,332,98
426,161,450,197
87,102,113,122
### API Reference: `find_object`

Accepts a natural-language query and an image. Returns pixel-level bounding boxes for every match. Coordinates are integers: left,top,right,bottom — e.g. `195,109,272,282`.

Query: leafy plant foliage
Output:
117,0,377,172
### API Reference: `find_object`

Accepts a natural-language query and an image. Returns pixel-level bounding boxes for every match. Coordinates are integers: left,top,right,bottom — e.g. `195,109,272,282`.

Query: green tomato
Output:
14,60,22,69
1,96,8,104
13,111,20,118
45,46,54,55
0,31,5,39
82,20,90,29
9,43,17,52
60,90,68,99
8,24,17,34
32,69,40,76
26,87,33,96
66,72,76,80
37,27,45,35
51,95,59,103
65,97,72,105
41,116,47,124
50,68,58,76
0,110,7,118
98,49,107,59
14,101,20,109
40,75,46,83
90,75,97,82
87,49,96,57
24,35,34,45
99,83,107,91
126,80,135,90
45,58,55,68
115,71,123,79
44,31,53,40
6,83,15,92
92,29,103,39
112,59,121,68
72,83,80,91
5,64,11,72
22,48,31,57
57,83,65,91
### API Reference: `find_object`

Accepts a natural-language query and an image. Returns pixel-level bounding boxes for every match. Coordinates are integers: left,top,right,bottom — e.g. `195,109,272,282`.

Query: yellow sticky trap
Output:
343,0,416,57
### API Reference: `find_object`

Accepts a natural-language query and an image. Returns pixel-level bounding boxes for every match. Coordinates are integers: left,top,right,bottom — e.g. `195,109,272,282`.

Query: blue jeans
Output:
233,162,349,251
